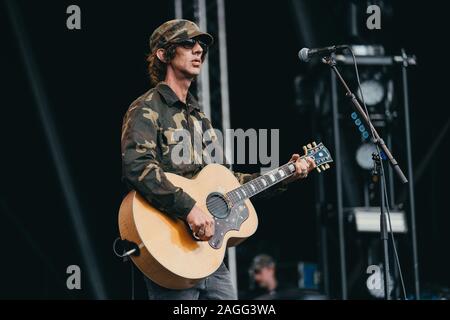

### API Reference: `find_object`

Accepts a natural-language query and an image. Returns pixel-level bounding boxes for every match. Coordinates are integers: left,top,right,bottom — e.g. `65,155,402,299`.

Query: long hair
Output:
146,44,178,86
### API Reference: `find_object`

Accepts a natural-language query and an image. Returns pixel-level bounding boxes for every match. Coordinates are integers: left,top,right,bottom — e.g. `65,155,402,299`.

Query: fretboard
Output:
225,160,300,205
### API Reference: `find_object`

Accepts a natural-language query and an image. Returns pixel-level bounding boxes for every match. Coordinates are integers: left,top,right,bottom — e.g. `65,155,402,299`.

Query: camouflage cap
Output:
249,254,275,273
150,19,214,53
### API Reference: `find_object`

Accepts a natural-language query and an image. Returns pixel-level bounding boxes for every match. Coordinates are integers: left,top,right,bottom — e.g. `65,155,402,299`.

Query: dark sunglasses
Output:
253,268,262,275
171,38,208,51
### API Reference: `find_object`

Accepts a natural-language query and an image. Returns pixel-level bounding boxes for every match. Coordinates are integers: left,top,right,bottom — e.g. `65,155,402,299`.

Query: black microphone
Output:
298,45,347,62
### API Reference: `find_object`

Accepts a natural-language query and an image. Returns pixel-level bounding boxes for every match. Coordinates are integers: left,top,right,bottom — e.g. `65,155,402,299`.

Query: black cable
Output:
113,237,136,300
131,259,135,300
381,165,408,299
113,237,126,258
346,46,408,300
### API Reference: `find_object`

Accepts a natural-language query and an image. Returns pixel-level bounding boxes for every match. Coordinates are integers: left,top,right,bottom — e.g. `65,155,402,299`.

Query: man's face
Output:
253,266,275,289
169,41,204,78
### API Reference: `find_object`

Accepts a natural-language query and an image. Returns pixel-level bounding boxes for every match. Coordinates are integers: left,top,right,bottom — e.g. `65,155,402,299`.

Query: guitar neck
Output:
225,158,305,205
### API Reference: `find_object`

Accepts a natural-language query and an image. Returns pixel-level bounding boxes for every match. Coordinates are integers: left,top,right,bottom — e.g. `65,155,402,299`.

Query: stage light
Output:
356,143,377,170
357,79,385,106
351,207,408,233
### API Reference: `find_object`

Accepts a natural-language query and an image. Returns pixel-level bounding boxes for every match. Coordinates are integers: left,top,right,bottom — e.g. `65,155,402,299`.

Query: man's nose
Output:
192,42,203,55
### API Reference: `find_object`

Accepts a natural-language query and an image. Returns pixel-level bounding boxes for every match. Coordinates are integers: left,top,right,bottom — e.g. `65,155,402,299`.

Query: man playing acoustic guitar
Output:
120,19,316,300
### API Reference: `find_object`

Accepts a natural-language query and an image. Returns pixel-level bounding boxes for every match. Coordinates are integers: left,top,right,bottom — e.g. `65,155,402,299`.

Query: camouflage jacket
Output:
121,82,287,220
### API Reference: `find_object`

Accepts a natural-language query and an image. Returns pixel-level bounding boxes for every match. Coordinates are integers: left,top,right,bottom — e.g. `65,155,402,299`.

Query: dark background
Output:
1,0,448,299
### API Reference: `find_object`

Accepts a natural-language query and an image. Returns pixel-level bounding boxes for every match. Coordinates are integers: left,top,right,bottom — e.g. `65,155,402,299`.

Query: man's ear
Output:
156,49,167,63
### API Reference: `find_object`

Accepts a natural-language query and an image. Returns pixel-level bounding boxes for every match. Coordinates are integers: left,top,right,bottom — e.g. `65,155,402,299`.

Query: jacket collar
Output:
156,82,201,111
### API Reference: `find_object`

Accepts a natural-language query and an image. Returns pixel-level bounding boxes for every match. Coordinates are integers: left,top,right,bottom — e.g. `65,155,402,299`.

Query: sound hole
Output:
206,192,230,219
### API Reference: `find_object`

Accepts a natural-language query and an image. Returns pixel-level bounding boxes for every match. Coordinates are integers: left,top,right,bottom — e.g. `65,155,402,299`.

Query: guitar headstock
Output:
303,142,334,173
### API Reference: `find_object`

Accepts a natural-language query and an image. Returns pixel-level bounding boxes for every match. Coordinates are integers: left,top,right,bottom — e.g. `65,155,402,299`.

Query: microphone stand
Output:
321,55,408,300
372,152,390,299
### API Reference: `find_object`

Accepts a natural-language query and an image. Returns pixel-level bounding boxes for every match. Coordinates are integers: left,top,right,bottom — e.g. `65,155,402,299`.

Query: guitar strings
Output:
206,194,244,212
205,156,321,213
206,174,282,212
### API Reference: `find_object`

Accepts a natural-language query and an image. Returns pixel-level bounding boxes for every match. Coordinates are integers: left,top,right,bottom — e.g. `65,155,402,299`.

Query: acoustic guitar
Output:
118,142,333,289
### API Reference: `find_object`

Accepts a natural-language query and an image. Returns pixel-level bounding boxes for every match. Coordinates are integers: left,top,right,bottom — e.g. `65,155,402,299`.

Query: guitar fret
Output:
261,178,267,187
269,174,276,182
228,162,296,204
225,144,332,206
288,163,296,173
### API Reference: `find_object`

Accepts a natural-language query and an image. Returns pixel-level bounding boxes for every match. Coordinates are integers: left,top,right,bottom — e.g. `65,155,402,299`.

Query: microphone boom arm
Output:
321,55,408,183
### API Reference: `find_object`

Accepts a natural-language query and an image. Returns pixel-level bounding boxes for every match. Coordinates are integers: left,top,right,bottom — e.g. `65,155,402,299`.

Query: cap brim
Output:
190,31,214,46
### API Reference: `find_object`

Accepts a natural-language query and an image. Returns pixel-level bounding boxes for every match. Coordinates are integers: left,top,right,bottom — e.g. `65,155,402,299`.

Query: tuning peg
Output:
316,167,322,173
303,146,308,154
307,143,312,149
321,165,326,171
312,141,317,147
325,163,330,169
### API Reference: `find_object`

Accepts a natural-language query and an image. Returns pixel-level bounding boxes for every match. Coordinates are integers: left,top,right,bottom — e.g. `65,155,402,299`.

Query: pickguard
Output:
208,202,249,249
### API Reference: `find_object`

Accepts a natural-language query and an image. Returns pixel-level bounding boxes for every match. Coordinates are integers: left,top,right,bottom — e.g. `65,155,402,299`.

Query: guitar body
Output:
118,142,333,290
118,163,258,289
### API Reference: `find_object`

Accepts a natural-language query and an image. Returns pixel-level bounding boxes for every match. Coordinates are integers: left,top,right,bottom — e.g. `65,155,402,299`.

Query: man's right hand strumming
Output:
186,205,215,241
